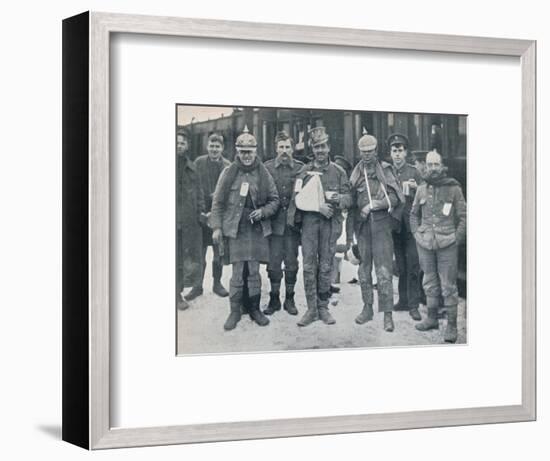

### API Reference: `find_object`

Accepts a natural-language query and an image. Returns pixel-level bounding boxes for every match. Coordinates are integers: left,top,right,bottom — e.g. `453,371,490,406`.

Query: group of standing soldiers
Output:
176,122,466,343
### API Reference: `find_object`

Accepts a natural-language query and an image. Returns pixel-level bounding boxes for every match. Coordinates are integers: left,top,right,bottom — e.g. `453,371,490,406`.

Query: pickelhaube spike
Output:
235,125,257,148
358,129,377,150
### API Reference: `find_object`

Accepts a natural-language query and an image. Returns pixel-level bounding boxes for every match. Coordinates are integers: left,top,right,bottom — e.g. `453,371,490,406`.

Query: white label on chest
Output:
442,202,452,216
240,182,249,197
294,178,303,192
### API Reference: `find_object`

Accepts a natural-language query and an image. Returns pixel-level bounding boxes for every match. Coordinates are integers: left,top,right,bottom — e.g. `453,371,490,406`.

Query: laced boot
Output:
297,307,318,327
444,305,458,343
415,308,439,331
184,285,203,301
317,292,335,325
249,295,270,326
213,279,229,297
409,306,422,321
263,292,281,315
318,306,336,325
355,304,374,324
283,292,298,315
224,296,242,331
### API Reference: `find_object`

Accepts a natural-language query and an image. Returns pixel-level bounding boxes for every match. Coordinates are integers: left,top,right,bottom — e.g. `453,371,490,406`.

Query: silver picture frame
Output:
62,11,536,449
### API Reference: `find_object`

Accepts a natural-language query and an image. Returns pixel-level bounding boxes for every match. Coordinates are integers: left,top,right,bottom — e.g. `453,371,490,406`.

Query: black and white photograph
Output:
176,104,467,354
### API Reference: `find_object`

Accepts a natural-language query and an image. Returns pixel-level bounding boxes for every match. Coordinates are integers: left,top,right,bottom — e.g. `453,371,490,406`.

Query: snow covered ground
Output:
177,248,467,355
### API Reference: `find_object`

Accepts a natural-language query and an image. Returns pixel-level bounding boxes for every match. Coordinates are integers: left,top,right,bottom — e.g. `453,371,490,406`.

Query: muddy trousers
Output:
356,215,394,313
267,228,300,293
229,261,261,301
416,243,458,308
301,213,341,310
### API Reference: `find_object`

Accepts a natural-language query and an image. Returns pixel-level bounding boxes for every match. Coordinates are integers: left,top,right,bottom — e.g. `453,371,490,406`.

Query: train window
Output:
388,113,394,130
414,114,421,136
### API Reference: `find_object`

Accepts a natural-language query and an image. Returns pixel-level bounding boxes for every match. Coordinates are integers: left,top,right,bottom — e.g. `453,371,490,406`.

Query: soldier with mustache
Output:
263,131,304,316
288,126,351,327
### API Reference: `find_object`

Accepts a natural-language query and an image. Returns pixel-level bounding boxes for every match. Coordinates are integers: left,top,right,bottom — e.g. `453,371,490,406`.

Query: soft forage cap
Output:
308,126,330,147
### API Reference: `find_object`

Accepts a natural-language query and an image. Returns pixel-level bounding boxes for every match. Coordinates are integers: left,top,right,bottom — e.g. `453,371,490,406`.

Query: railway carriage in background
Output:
178,106,467,296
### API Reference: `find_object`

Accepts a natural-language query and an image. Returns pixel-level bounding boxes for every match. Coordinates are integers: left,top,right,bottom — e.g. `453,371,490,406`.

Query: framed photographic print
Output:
62,11,536,449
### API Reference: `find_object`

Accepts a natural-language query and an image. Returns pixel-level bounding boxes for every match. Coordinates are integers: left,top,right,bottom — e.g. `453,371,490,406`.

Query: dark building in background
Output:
179,105,467,296
179,106,467,199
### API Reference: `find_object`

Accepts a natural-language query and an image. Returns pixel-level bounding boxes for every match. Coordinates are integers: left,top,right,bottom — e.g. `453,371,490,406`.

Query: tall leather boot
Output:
283,271,298,315
355,304,374,324
283,291,298,315
249,294,270,326
415,308,439,331
224,295,242,331
213,280,229,297
212,261,229,297
264,274,281,315
444,305,458,343
263,292,281,315
241,264,250,315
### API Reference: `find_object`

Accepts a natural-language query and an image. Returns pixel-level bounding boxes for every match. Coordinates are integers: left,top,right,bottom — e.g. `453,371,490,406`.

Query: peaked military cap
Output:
387,133,409,149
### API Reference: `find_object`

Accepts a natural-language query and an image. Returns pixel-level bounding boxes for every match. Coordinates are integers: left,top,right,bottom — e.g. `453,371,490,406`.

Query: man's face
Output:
237,148,257,166
176,135,188,156
390,144,407,168
207,140,223,159
359,146,377,165
276,139,293,165
312,142,330,164
426,155,443,178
